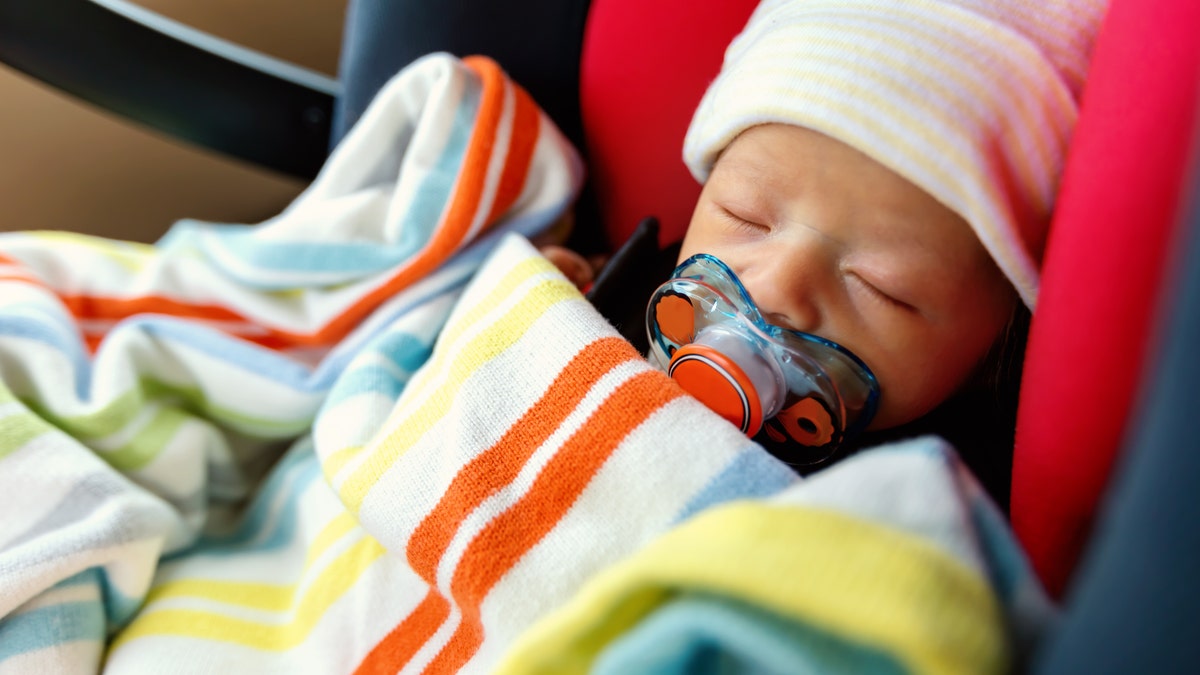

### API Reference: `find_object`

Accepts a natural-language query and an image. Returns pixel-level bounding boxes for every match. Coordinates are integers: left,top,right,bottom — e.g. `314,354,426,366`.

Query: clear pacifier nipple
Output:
667,324,786,435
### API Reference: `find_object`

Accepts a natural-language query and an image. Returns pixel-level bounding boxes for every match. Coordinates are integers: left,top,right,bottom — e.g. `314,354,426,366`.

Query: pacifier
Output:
646,254,880,466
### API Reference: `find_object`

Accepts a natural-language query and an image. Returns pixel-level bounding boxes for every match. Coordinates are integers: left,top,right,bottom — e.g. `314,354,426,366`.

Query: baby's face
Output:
679,123,1016,429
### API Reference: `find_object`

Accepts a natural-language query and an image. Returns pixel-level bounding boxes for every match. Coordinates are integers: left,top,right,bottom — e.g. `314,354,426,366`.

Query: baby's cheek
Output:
863,332,963,429
878,329,998,427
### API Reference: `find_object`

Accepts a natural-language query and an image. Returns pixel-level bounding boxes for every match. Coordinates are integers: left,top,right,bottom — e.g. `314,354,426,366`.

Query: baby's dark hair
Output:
933,299,1033,509
956,299,1032,511
980,300,1033,412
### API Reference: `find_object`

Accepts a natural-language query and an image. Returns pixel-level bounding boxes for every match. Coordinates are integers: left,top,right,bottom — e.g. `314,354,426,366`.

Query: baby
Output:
547,0,1107,490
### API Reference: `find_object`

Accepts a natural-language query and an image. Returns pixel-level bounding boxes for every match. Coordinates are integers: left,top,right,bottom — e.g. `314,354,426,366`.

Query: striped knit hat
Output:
684,0,1108,308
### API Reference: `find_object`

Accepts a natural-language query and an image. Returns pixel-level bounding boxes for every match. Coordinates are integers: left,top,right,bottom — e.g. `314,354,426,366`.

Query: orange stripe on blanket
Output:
58,293,248,324
407,337,638,582
83,333,104,353
351,337,641,674
310,56,514,348
61,294,294,353
60,294,267,355
61,294,266,353
0,253,37,284
427,370,684,674
474,58,542,225
35,57,541,354
353,590,450,675
0,255,43,291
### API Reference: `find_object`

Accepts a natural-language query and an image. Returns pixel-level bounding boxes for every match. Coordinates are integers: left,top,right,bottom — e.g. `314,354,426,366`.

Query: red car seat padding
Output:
1012,0,1200,598
579,0,1199,600
578,0,761,250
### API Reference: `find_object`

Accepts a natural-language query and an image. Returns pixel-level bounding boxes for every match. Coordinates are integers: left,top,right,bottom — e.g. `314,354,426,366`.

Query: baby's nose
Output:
762,310,797,329
741,266,824,335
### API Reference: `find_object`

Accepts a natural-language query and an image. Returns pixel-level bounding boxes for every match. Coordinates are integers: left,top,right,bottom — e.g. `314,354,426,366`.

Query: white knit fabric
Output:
684,0,1109,308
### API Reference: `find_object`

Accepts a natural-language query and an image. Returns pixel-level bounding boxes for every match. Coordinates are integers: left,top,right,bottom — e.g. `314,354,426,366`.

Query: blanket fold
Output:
0,52,583,673
495,436,1057,675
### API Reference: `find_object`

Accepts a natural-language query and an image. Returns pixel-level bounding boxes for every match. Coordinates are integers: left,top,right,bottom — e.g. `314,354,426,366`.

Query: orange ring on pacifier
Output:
668,343,765,435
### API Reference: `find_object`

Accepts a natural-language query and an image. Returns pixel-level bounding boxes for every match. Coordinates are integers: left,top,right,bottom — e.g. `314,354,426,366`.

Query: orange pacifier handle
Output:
763,396,838,448
669,343,765,435
653,291,696,346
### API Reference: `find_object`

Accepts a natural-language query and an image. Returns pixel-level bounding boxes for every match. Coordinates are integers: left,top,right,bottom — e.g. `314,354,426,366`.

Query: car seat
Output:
2,0,1198,669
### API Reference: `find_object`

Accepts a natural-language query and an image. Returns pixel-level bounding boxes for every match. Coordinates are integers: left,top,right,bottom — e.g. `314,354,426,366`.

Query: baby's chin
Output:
865,395,943,433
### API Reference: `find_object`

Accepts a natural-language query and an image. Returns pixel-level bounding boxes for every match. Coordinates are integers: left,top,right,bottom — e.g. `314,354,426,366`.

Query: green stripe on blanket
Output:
0,385,52,461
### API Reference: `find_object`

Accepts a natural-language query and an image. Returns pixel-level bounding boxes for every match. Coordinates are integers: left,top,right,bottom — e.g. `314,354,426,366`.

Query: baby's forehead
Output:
712,124,963,227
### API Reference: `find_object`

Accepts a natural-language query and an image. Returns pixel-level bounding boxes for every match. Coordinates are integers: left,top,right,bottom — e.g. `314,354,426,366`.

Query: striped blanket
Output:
1,54,1053,674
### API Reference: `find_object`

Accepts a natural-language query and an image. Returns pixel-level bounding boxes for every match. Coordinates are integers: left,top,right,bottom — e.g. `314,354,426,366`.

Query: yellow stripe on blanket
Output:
138,513,361,612
110,529,385,652
367,255,566,416
436,256,562,349
320,255,557,479
334,262,577,513
496,502,1006,675
27,230,155,273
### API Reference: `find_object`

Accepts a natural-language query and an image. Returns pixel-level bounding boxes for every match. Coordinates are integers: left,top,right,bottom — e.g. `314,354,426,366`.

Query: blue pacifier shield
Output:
646,254,880,466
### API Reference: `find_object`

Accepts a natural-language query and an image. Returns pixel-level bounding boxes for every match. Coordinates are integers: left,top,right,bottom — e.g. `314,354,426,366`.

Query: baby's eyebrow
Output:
710,182,774,215
850,244,934,292
714,168,794,213
714,148,781,183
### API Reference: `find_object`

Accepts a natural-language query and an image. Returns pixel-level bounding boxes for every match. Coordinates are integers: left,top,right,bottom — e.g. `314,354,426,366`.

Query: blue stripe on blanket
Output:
970,499,1026,604
154,220,246,251
0,601,104,661
193,81,482,283
178,440,320,558
0,308,90,398
115,278,470,397
313,267,472,377
591,593,908,675
323,361,409,408
54,569,140,625
202,240,423,277
138,319,317,388
94,573,144,629
394,81,482,256
672,448,798,524
324,332,434,408
0,570,105,661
